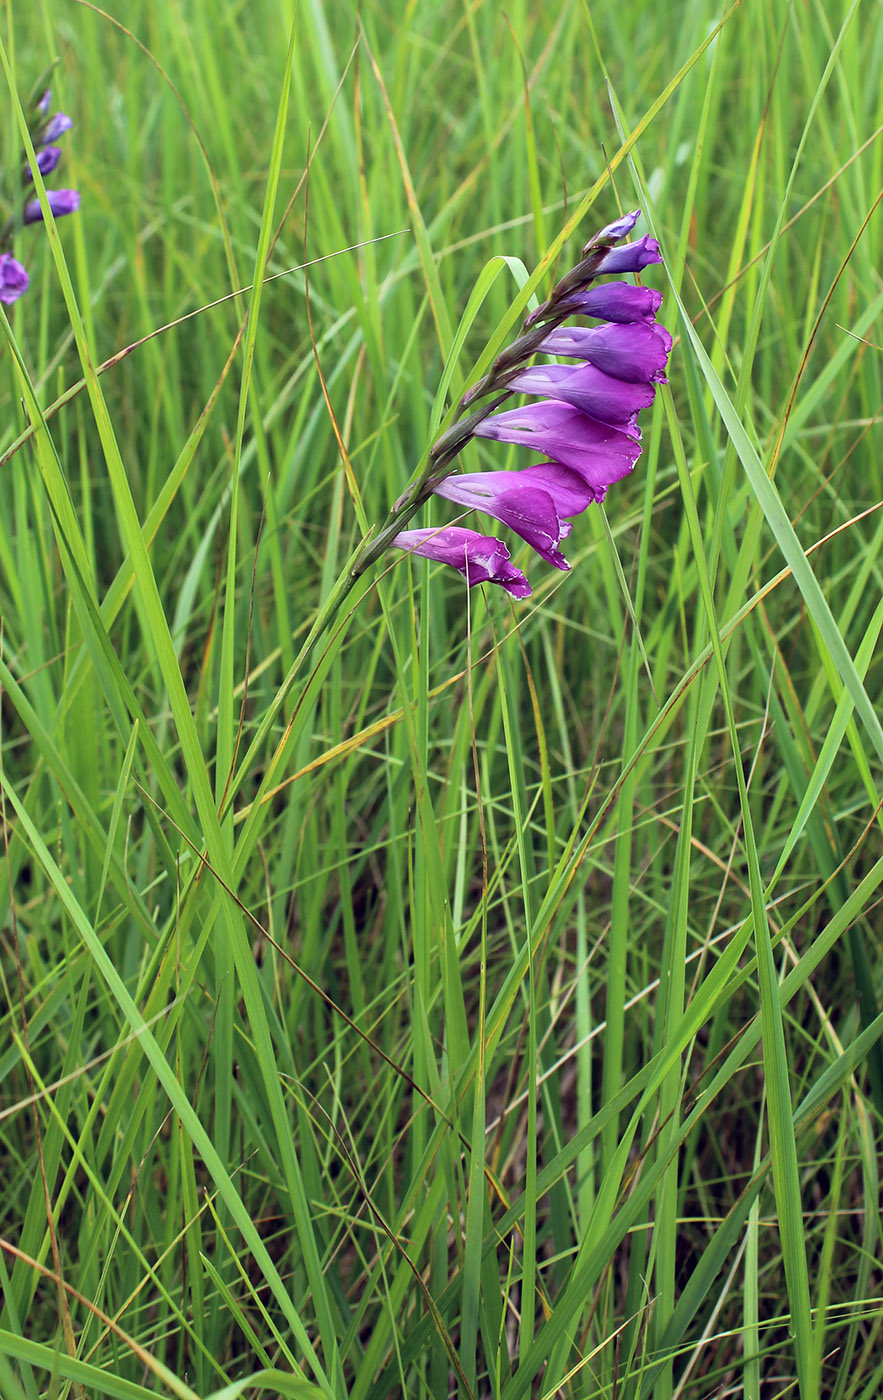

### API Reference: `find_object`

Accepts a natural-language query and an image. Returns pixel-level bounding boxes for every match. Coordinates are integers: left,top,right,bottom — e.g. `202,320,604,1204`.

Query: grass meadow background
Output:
1,0,882,1396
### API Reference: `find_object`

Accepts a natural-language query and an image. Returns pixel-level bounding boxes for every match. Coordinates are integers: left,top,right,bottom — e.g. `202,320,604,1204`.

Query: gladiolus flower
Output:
40,112,73,143
507,362,655,428
593,234,662,275
474,401,642,500
27,146,62,180
586,209,642,247
392,526,532,596
555,281,663,324
433,463,595,570
0,254,29,304
539,322,672,384
24,188,80,224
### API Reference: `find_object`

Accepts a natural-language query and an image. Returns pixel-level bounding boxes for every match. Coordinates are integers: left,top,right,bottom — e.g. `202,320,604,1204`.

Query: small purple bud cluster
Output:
387,210,671,597
0,87,80,306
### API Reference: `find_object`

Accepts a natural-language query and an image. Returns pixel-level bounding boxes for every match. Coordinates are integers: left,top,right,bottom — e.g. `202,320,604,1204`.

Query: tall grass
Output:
1,0,882,1396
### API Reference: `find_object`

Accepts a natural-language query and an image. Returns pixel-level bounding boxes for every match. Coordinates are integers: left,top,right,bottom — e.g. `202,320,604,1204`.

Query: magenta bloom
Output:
593,234,662,275
0,254,29,304
433,464,595,570
24,189,80,224
393,526,532,596
539,322,672,384
474,401,642,500
555,282,663,325
507,362,655,428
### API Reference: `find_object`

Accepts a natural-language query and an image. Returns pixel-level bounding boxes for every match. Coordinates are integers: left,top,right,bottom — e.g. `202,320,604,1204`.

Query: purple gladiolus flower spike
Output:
353,206,670,597
393,526,532,596
433,464,595,570
557,282,663,325
539,322,672,384
41,112,73,143
507,362,656,428
593,234,662,275
0,254,29,304
24,188,80,224
474,402,642,500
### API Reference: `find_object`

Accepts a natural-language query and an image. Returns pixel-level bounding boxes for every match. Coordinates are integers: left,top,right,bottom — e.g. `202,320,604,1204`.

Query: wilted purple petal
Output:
434,466,596,570
393,526,532,597
24,188,80,224
556,282,663,324
507,361,656,427
583,208,641,250
474,401,642,499
539,322,672,384
27,145,62,181
0,253,29,304
41,112,73,143
593,234,662,274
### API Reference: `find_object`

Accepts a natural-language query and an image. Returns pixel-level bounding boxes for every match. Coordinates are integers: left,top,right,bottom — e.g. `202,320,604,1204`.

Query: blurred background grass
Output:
2,0,883,1397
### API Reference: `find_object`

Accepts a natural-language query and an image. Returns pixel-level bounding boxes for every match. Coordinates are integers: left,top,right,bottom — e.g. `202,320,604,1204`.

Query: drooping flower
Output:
392,526,532,597
24,188,80,224
473,401,643,500
0,253,29,304
433,463,595,570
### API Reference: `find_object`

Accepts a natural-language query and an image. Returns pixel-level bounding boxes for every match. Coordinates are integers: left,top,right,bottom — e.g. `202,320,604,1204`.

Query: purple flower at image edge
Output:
0,253,29,304
24,188,80,224
392,526,532,597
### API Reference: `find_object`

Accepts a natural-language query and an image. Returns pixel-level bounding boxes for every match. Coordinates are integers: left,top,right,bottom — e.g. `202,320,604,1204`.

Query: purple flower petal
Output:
0,253,29,304
433,467,596,570
24,188,80,224
556,282,663,324
27,145,62,181
593,234,662,275
393,526,532,597
517,462,598,516
41,112,73,144
507,361,656,427
36,89,52,117
539,322,672,384
583,208,641,250
474,402,642,499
